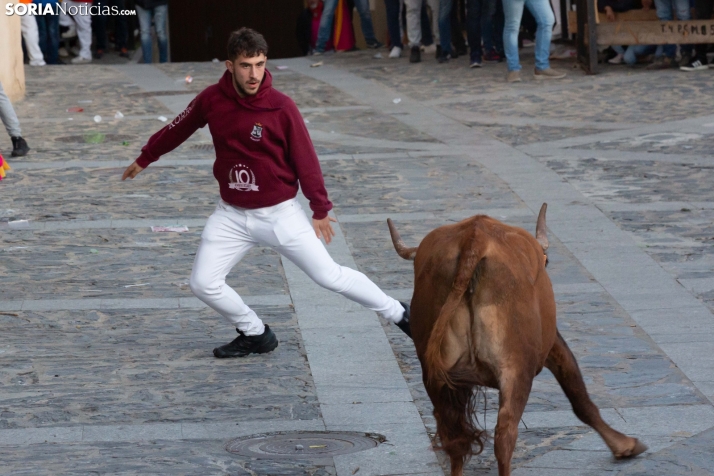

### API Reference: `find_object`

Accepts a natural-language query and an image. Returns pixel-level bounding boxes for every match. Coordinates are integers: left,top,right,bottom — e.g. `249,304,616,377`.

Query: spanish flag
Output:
333,0,356,52
0,154,10,181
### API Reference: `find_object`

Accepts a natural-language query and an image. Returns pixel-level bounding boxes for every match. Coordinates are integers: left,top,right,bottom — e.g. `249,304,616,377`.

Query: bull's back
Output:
411,216,556,383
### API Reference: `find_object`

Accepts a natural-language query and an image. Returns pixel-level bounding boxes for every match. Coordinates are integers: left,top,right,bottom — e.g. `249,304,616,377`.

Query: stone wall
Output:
0,0,26,102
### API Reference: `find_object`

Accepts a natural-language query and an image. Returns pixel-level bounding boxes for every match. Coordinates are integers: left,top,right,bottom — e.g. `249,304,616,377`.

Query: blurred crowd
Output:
16,0,169,65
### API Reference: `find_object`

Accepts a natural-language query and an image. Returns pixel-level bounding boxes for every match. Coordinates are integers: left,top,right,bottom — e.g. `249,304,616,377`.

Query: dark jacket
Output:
135,0,168,9
598,0,641,12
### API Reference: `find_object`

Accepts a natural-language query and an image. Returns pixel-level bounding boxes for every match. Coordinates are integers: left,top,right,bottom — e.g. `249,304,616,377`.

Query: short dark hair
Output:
227,28,269,61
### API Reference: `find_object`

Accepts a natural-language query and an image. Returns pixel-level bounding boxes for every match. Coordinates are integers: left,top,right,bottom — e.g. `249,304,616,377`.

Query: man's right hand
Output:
122,161,145,180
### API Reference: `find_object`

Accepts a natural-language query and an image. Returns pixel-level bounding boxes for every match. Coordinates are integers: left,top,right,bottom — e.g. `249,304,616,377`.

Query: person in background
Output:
19,0,46,66
35,0,61,64
436,0,454,62
647,0,692,69
64,0,93,63
466,0,495,67
135,0,169,63
93,0,129,59
313,0,383,54
599,0,655,65
482,0,504,62
0,82,30,158
383,0,404,57
502,0,566,82
680,0,713,71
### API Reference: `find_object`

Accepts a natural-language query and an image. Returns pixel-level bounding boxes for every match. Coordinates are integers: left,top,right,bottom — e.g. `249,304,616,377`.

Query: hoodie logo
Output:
250,123,263,142
229,164,259,192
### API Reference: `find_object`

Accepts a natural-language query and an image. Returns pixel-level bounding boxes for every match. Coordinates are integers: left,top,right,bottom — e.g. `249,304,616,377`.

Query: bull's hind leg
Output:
545,331,647,458
494,372,532,476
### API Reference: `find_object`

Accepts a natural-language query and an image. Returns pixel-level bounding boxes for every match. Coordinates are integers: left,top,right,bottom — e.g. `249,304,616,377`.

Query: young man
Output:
122,28,412,358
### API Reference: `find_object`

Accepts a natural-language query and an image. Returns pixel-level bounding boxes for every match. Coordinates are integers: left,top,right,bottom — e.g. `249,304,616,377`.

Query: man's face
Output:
226,53,267,98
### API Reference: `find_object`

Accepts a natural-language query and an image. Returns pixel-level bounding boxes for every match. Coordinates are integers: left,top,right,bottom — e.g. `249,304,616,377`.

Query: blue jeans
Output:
136,4,168,63
467,0,496,60
613,44,658,64
316,0,377,52
36,14,60,64
654,0,692,58
503,0,554,71
438,0,453,54
383,0,403,48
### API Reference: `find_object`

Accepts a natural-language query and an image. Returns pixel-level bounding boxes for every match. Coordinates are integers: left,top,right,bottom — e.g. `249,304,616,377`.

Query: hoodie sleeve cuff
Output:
135,151,156,169
312,210,329,220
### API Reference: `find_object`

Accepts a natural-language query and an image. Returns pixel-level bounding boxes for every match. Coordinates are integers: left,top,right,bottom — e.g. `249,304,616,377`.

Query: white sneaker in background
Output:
71,56,92,64
61,25,76,39
58,47,69,57
389,46,402,58
608,53,624,64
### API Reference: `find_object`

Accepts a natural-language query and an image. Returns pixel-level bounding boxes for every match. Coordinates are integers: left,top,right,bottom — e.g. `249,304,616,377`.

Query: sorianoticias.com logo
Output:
5,3,136,16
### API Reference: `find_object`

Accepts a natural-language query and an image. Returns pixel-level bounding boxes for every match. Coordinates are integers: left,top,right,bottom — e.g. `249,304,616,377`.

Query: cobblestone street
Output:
2,49,714,475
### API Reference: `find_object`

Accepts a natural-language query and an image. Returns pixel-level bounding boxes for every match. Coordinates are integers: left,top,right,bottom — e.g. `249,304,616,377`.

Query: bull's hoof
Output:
614,439,648,459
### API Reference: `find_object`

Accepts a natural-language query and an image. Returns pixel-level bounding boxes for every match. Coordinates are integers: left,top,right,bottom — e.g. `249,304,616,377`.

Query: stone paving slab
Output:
0,228,286,301
0,307,317,430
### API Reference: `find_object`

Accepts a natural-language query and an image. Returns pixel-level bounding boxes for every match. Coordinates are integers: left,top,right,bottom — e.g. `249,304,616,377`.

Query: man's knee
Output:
310,264,348,292
189,273,221,300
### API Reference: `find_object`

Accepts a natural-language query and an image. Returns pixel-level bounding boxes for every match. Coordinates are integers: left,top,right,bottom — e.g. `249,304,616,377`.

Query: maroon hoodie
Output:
136,70,333,219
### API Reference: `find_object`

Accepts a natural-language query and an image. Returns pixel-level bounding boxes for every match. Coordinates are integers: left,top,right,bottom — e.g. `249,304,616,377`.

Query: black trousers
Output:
694,0,714,62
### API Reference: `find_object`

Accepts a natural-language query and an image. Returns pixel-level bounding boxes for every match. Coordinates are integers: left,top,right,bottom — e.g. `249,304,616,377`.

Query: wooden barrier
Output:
575,0,714,73
596,20,714,45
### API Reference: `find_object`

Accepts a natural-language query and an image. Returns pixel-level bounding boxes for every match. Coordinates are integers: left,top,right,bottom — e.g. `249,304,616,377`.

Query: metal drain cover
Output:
225,431,383,460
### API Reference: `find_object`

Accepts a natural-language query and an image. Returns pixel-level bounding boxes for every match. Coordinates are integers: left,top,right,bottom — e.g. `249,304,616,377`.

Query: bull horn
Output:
535,203,549,251
387,218,417,261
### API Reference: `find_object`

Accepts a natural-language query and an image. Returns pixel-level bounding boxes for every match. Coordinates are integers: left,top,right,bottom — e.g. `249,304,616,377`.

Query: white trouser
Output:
21,15,46,66
189,199,405,336
65,1,92,59
59,9,75,27
405,0,423,47
405,0,439,47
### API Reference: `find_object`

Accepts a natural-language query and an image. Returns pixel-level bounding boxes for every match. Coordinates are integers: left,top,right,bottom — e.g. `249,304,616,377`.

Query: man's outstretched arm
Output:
121,94,207,180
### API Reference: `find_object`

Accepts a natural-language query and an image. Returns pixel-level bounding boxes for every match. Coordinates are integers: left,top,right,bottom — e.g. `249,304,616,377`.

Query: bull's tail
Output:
424,227,490,469
424,227,486,390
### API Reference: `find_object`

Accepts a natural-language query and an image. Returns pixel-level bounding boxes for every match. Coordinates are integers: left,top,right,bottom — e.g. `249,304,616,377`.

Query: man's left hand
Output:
313,216,337,244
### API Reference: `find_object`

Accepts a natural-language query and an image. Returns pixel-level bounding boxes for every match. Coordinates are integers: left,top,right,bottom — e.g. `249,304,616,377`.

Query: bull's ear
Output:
536,203,549,252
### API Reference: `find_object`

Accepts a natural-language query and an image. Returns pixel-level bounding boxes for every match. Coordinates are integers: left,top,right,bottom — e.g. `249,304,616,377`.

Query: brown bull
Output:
387,204,646,476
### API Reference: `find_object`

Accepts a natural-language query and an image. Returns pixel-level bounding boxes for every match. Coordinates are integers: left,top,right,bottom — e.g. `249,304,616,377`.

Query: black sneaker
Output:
435,45,442,59
396,302,412,339
409,46,421,63
11,137,29,157
680,57,709,71
437,52,451,64
469,55,483,68
366,40,383,49
213,325,278,358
